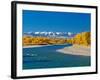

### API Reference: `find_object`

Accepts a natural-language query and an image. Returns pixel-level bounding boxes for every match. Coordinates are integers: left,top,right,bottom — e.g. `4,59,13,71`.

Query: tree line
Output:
23,32,90,46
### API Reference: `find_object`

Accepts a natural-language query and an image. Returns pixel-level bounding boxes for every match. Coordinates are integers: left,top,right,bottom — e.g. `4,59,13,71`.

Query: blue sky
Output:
23,10,90,33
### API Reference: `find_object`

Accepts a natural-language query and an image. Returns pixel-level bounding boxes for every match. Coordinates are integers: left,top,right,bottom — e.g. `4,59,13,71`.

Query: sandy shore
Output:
23,45,52,48
56,45,90,56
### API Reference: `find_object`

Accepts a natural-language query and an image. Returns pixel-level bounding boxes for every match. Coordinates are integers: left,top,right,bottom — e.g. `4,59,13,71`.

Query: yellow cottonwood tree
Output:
73,32,90,46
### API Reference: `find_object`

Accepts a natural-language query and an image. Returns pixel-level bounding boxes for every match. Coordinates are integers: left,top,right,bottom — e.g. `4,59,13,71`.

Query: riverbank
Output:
23,45,52,48
56,45,90,56
23,44,72,48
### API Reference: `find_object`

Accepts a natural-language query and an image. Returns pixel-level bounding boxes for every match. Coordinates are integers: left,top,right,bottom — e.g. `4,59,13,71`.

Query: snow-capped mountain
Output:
23,31,76,38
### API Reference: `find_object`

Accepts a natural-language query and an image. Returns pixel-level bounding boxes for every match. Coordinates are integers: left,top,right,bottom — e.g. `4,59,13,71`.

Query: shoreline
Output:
23,45,52,48
23,44,70,48
56,45,90,56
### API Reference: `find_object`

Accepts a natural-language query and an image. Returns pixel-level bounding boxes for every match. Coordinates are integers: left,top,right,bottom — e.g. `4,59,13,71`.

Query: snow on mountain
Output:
23,31,76,38
67,32,72,36
34,32,40,34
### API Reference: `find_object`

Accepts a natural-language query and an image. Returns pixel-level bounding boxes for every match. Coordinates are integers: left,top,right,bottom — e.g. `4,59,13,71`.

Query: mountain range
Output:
23,32,76,38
